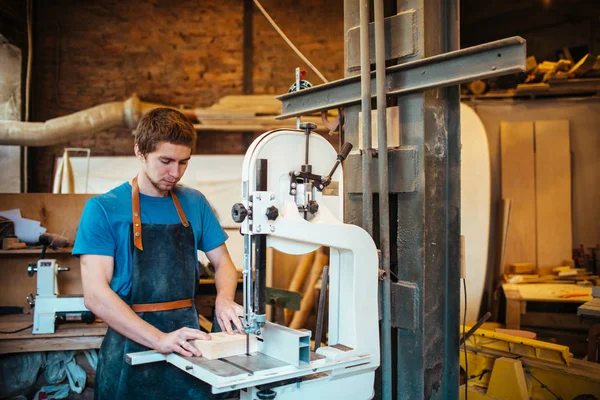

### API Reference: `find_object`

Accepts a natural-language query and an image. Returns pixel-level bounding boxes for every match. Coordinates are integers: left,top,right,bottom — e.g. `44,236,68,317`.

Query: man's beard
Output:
146,173,174,194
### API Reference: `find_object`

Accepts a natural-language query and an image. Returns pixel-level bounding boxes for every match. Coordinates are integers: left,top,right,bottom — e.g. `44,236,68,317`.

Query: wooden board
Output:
0,314,107,354
501,122,537,269
503,283,592,303
502,282,592,329
191,332,257,360
534,120,572,268
0,193,94,239
460,103,491,324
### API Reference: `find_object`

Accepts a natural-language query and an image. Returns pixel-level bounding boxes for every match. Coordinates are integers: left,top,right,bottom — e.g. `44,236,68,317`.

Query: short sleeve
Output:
197,195,228,253
72,198,115,257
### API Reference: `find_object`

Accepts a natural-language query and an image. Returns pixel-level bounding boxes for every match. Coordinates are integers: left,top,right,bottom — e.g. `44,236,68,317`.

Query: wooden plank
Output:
0,336,104,354
520,312,590,331
500,122,536,269
0,193,93,239
534,120,572,268
191,332,257,359
0,314,107,354
0,314,107,339
494,328,537,339
0,247,73,255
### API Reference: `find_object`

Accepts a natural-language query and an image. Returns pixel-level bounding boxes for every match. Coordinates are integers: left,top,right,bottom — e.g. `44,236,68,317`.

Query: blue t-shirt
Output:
72,182,228,296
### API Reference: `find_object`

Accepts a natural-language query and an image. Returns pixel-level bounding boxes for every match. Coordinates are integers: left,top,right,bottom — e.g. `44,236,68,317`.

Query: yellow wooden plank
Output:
501,122,537,270
191,332,257,359
534,120,572,268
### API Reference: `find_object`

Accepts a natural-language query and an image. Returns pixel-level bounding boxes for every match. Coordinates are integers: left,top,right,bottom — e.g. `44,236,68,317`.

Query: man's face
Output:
136,141,191,193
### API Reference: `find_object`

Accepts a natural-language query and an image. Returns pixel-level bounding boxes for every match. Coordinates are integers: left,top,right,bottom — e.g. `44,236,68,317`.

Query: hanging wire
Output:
252,0,329,84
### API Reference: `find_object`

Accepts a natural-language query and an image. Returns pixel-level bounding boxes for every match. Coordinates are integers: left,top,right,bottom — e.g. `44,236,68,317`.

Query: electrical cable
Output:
524,368,561,400
462,277,468,400
252,0,329,84
0,324,33,334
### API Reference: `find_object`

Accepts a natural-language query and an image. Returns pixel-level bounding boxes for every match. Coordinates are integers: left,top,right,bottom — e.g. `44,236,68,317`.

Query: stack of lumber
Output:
506,263,599,285
192,95,337,133
462,53,600,98
516,53,600,96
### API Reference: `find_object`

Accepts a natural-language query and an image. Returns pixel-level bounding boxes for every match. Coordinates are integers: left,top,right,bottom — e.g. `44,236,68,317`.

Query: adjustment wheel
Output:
231,203,248,223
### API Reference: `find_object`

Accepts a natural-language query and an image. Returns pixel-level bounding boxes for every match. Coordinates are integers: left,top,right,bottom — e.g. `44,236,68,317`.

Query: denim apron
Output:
95,177,214,399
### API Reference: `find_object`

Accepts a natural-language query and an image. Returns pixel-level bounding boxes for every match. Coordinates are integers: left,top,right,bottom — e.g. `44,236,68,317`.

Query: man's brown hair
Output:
135,108,196,155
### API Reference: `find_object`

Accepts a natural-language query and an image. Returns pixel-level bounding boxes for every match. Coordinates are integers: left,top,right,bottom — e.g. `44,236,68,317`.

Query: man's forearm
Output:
86,287,165,349
214,261,239,301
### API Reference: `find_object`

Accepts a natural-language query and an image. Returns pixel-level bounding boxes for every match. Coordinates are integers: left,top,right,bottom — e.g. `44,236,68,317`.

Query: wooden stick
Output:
284,251,316,325
289,249,329,329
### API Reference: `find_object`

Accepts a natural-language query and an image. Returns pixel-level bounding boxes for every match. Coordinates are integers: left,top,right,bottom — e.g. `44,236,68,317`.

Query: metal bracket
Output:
276,37,526,119
346,10,416,71
391,280,418,331
251,191,276,234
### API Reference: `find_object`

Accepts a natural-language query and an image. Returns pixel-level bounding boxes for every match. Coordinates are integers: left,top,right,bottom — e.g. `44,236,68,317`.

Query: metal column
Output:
279,0,524,398
393,0,461,398
341,0,461,397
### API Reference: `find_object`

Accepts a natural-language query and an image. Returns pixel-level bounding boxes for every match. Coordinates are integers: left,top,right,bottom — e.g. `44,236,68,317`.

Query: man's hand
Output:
215,296,244,334
155,327,211,357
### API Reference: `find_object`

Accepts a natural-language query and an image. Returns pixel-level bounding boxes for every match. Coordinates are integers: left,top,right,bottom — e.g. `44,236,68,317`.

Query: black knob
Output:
299,122,317,134
257,389,277,399
307,200,319,214
265,206,279,221
231,203,248,223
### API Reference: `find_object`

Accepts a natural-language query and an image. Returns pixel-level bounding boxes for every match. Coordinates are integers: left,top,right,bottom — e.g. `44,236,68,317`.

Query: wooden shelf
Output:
0,247,74,255
0,313,107,354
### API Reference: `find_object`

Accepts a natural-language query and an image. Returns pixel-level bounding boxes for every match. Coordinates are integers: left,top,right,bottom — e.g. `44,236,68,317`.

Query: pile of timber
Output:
515,53,600,96
191,95,337,133
506,262,599,285
461,53,600,98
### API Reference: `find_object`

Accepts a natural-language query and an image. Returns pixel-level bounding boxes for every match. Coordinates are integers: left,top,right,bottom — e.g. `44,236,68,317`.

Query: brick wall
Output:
27,0,344,192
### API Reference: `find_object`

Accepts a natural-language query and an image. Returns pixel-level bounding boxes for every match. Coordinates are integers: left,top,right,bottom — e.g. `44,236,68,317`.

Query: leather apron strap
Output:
131,176,189,251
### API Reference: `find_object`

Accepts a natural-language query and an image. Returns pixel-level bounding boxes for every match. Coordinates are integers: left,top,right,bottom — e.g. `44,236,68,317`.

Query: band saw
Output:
126,123,381,399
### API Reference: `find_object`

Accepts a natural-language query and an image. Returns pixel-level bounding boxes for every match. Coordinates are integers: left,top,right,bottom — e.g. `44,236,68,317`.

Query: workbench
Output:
0,314,107,355
502,283,593,330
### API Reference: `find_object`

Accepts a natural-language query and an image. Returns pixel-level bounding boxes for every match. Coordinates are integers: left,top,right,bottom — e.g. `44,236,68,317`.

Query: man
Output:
73,108,243,399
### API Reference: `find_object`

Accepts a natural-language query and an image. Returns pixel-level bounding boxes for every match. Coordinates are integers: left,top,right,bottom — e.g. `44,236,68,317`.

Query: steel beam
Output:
276,36,525,119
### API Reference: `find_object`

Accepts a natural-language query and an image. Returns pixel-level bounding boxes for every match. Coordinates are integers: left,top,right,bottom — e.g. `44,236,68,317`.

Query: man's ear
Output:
134,143,143,159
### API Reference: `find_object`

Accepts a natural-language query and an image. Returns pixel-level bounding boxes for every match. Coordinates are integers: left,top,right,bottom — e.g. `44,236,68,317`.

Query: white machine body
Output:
127,129,380,399
31,259,89,334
